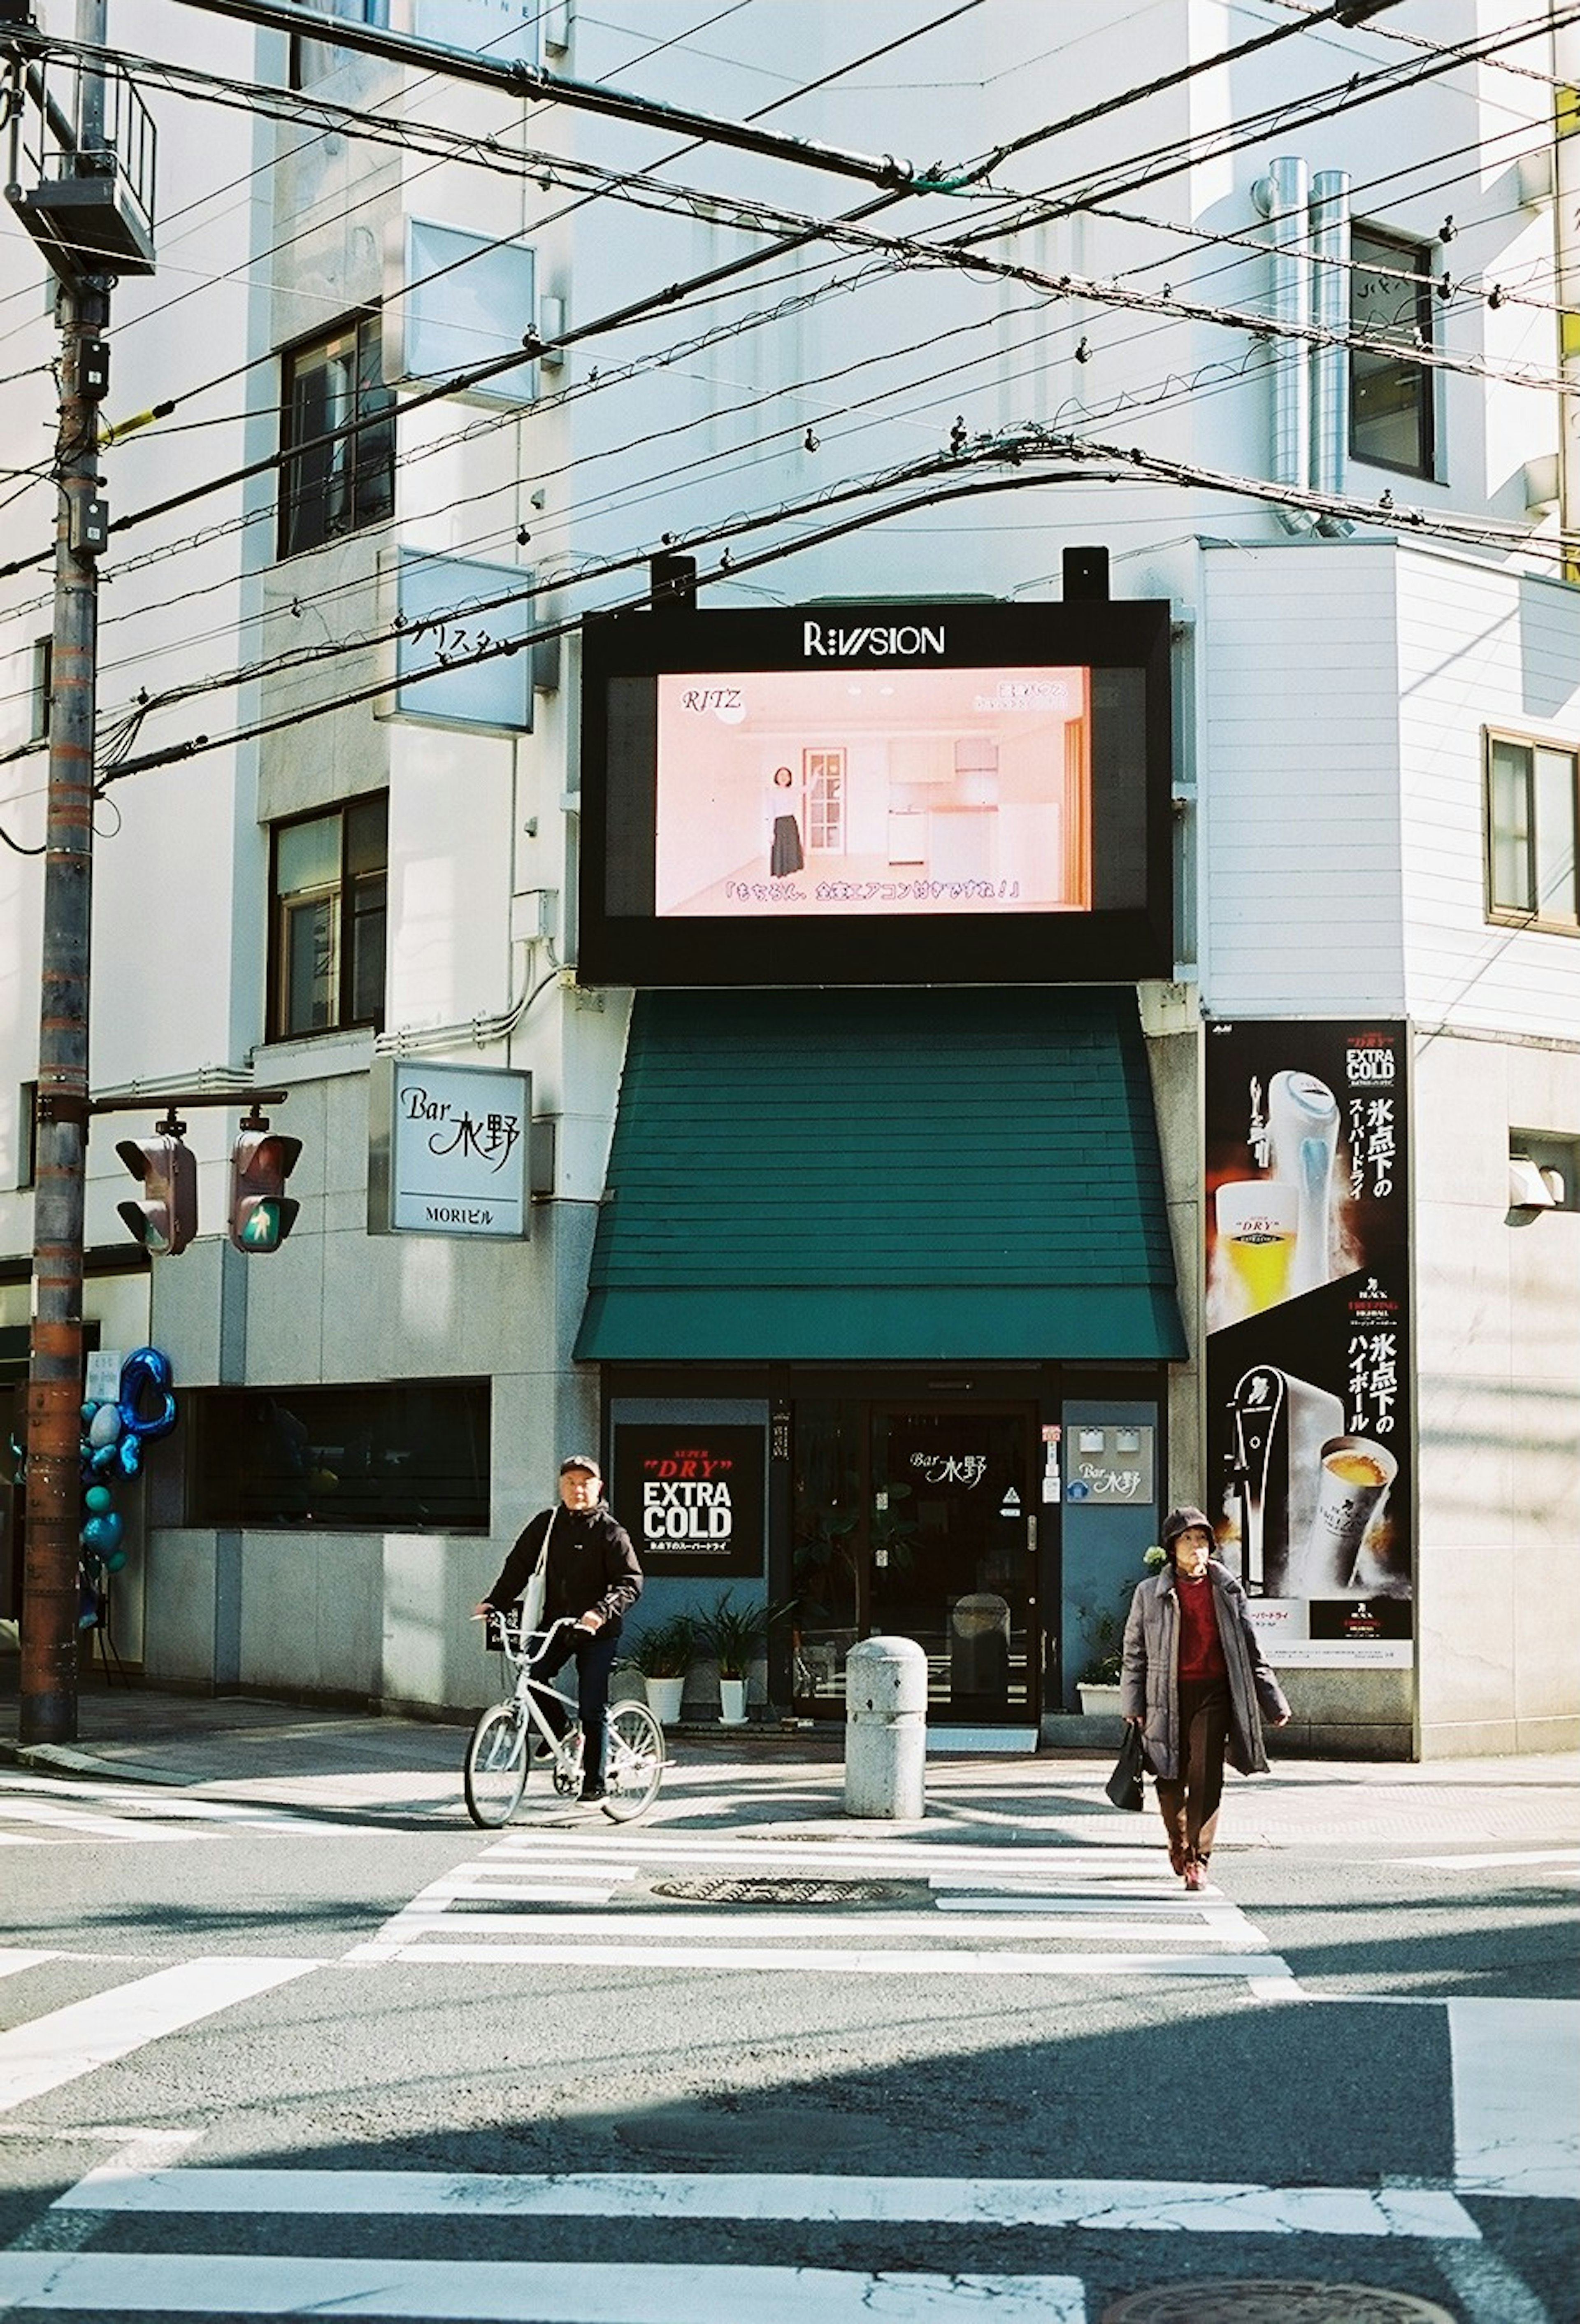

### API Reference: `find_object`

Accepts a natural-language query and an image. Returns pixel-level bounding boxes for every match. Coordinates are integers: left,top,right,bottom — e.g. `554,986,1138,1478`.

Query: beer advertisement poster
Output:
613,1426,765,1579
1204,1020,1412,1666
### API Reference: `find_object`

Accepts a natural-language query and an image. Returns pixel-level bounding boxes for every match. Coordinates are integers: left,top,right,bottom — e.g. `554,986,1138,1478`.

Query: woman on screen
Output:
767,764,804,878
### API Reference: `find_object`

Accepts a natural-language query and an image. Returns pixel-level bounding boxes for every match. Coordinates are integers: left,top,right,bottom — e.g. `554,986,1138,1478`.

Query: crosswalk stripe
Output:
346,1831,1285,1982
0,1951,57,1982
1449,1998,1580,2199
378,1908,1264,1943
55,2165,1482,2239
0,1957,321,2115
368,1937,1292,1977
0,2254,1087,2320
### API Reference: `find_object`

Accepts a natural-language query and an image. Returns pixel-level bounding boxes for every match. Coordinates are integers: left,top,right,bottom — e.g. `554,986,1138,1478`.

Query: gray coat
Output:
1120,1561,1290,1779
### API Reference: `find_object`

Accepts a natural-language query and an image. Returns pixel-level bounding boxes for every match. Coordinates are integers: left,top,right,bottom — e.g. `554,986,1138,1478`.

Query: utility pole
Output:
11,0,141,1744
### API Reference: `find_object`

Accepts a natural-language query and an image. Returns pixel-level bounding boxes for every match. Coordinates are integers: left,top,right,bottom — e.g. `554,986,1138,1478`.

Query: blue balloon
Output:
88,1404,122,1448
91,1443,118,1472
81,1401,97,1422
81,1511,123,1553
118,1347,177,1441
116,1435,143,1477
84,1483,114,1514
103,1549,128,1573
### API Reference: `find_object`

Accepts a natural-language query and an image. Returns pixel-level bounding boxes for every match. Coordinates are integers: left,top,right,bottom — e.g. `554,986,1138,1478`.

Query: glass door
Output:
870,1406,1038,1724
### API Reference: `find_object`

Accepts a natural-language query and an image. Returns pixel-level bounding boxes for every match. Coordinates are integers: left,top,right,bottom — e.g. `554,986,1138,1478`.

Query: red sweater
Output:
1176,1573,1227,1680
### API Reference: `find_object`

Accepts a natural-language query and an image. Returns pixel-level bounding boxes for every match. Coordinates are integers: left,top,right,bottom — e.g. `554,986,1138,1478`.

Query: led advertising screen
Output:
579,601,1172,986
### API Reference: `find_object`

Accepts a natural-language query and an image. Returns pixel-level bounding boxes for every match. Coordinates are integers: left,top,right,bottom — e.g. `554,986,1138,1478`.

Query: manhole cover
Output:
1102,2285,1457,2324
650,1875,925,1906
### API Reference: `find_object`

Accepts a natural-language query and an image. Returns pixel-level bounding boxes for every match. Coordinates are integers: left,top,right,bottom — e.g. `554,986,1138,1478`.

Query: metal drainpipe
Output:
1311,167,1353,534
1252,155,1317,532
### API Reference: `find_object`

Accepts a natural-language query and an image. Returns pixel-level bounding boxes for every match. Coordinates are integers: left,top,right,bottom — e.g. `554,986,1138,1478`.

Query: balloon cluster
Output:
78,1347,177,1627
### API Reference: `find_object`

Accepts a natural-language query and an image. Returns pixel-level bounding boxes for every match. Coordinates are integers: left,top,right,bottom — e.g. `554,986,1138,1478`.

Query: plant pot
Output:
645,1675,685,1725
1076,1682,1124,1717
718,1675,748,1726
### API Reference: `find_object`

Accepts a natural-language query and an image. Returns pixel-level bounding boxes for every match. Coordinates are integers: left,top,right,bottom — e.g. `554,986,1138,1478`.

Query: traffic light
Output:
114,1129,197,1256
229,1121,301,1254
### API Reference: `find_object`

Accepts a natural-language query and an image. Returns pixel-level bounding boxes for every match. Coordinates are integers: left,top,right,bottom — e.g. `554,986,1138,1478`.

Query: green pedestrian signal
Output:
229,1122,301,1255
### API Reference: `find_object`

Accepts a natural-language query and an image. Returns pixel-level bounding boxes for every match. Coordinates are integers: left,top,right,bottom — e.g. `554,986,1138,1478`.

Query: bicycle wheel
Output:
464,1703,528,1827
602,1701,664,1821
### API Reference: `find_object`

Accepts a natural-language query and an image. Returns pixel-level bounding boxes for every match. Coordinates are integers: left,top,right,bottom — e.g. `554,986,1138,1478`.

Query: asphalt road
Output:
0,1746,1575,2323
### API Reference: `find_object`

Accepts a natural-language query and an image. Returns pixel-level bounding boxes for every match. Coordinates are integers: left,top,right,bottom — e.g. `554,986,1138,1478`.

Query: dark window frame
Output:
267,791,390,1041
277,309,395,560
1484,730,1580,937
1349,224,1436,480
187,1377,491,1533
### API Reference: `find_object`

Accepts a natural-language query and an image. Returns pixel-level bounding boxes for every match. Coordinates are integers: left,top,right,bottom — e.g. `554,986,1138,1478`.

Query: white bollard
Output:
844,1635,927,1820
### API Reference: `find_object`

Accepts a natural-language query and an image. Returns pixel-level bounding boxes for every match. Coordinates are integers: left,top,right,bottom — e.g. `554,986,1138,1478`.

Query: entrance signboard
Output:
1204,1020,1413,1668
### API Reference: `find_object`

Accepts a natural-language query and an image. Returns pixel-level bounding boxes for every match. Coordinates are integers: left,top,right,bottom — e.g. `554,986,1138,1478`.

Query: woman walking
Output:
1121,1505,1291,1890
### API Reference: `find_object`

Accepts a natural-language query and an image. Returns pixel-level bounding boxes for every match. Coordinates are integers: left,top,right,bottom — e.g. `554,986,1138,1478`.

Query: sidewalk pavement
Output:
2,1667,1577,1847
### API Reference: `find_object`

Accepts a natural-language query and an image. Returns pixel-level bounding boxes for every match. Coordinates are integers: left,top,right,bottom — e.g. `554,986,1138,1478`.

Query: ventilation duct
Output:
1310,168,1353,532
1252,156,1317,534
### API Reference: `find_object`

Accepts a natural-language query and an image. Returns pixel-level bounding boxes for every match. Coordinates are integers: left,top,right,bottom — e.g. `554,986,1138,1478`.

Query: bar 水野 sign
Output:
367,1059,531,1239
612,1427,765,1578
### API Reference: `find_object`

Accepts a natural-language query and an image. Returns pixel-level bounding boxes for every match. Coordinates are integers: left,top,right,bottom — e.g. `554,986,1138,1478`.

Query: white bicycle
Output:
464,1611,665,1828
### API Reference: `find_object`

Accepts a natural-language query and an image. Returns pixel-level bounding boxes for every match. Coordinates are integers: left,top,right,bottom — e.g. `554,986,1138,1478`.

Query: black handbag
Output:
1105,1720,1147,1812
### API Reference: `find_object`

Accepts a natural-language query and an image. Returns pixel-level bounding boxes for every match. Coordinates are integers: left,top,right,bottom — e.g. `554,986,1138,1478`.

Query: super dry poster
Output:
1204,1021,1412,1667
611,1427,765,1580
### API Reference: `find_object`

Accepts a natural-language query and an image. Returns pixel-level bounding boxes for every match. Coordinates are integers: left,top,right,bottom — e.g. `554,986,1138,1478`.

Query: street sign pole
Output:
19,0,112,1746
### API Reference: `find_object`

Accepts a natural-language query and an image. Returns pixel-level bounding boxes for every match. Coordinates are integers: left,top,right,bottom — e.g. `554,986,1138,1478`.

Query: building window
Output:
278,313,395,558
270,794,388,1040
188,1380,490,1530
289,0,388,88
1485,734,1579,933
1350,227,1434,477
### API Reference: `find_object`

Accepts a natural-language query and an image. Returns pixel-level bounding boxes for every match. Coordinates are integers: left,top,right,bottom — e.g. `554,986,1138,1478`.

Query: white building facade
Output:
0,0,1575,1755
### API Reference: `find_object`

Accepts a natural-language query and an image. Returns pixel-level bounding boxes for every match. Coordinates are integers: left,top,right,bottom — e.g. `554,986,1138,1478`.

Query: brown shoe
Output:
1168,1841,1188,1877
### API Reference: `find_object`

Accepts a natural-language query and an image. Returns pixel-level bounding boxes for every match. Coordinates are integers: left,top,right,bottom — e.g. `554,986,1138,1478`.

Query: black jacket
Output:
483,1502,643,1630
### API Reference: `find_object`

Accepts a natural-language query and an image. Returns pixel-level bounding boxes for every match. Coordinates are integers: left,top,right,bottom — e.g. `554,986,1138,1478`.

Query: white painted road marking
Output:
346,1832,1293,1985
0,2255,1087,2320
56,2164,1481,2240
1448,1997,1580,2199
374,1908,1266,1944
0,1957,321,2115
0,1951,57,1982
1406,1850,1580,1871
356,1937,1293,1978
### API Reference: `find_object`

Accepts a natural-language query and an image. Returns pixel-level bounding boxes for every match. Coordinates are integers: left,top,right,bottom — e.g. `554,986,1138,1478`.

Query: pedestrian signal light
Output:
114,1129,197,1257
229,1121,301,1255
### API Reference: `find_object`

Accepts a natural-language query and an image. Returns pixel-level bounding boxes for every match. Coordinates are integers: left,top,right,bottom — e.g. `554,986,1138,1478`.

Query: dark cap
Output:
560,1453,601,1477
1161,1505,1214,1552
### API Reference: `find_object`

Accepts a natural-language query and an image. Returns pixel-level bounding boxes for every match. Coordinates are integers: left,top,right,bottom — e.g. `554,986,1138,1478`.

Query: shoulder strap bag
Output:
518,1508,555,1636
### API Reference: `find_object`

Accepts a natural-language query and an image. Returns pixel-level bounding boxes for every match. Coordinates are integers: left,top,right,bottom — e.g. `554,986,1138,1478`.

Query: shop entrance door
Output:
870,1405,1039,1726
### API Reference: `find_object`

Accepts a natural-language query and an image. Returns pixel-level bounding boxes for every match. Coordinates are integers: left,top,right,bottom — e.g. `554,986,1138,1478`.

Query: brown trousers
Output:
1154,1676,1231,1864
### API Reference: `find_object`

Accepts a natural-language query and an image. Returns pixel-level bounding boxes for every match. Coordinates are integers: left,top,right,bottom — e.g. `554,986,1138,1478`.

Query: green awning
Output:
576,988,1186,1363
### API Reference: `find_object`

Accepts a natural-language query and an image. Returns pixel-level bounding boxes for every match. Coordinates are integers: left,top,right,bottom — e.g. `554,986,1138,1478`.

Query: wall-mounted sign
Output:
611,1425,765,1578
367,1059,531,1240
1205,1019,1413,1669
1063,1424,1154,1504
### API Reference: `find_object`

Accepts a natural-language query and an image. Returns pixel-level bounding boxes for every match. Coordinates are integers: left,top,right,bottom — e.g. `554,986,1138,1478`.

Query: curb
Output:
1,1741,193,1786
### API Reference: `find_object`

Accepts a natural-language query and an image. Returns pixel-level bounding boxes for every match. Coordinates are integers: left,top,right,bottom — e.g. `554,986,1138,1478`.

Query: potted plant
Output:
1075,1547,1165,1715
698,1591,772,1726
622,1614,698,1725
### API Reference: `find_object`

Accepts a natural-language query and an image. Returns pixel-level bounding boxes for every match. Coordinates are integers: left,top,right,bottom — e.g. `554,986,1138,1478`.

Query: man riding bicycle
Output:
474,1454,642,1806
